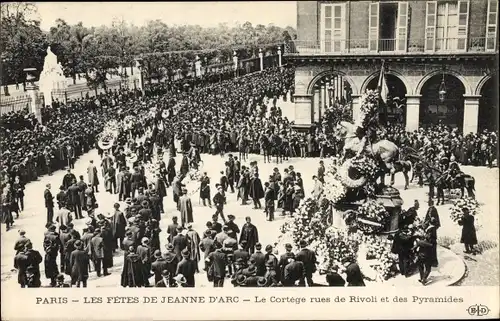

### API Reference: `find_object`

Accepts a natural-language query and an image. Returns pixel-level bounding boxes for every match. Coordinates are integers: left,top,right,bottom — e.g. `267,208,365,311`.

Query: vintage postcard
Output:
1,1,499,320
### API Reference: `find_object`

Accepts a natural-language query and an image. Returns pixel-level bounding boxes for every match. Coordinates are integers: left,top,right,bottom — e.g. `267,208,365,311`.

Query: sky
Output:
35,1,297,31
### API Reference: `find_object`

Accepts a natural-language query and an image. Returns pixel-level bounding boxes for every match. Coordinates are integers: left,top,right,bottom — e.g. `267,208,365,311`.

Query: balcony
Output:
283,37,497,56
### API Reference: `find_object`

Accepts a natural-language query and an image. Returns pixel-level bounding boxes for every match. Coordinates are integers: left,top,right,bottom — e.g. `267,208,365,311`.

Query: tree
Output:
0,2,46,90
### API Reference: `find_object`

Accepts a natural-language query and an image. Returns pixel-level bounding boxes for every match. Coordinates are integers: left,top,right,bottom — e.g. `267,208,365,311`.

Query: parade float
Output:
278,89,404,282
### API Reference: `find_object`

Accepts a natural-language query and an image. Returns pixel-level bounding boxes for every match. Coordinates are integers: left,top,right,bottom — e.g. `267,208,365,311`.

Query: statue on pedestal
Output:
38,46,68,107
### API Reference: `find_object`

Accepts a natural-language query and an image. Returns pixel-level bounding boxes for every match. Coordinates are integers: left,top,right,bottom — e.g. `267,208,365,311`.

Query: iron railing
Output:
284,37,497,56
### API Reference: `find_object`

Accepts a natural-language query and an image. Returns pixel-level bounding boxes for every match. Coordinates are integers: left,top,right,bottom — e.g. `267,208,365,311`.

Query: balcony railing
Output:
284,37,497,56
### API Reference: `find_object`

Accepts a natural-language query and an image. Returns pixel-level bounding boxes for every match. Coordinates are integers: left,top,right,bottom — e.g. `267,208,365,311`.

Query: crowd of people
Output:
2,60,497,288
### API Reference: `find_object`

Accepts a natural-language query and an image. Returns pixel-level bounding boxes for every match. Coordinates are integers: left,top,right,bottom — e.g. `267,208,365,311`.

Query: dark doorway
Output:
420,74,465,130
478,76,498,132
366,73,407,126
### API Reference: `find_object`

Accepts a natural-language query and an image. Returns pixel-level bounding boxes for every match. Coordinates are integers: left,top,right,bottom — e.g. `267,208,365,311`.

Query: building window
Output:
486,0,498,51
369,2,409,52
320,2,346,53
426,1,469,52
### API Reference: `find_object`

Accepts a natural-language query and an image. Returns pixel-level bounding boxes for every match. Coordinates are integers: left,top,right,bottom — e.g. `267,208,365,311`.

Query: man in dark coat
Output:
239,216,259,254
137,237,152,281
172,227,188,261
391,225,414,277
148,190,162,221
70,240,90,287
325,265,346,287
205,241,227,287
67,181,82,219
225,215,240,236
413,232,433,285
151,250,169,284
342,257,365,286
248,173,264,209
264,182,275,221
43,225,61,286
90,228,108,277
23,242,43,288
62,169,77,190
424,201,440,267
179,188,194,227
278,243,295,281
176,249,196,287
458,208,478,254
110,203,126,252
163,244,179,285
199,172,212,207
121,246,148,287
283,257,305,286
180,153,189,176
166,216,179,244
44,184,55,224
212,186,226,222
250,243,266,276
56,185,67,210
76,176,88,211
295,240,318,286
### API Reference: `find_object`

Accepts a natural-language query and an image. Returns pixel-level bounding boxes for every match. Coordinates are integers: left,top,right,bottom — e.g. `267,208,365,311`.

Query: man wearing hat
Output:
137,237,152,277
200,229,215,269
136,187,148,205
239,216,259,254
65,181,80,218
205,241,227,287
43,225,61,287
121,245,148,287
296,239,318,286
23,241,43,288
264,260,280,287
14,229,30,257
176,249,196,287
56,185,67,210
62,169,77,190
70,240,90,287
148,189,161,221
163,244,179,284
138,200,152,222
278,243,295,282
90,228,108,277
212,185,226,221
225,214,240,236
76,175,88,211
151,250,169,284
179,187,193,228
166,216,179,244
155,270,171,287
55,274,70,288
172,226,188,261
87,160,99,193
250,243,267,277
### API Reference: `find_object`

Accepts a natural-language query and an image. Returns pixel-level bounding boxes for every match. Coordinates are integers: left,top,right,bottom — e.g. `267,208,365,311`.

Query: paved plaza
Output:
2,143,497,289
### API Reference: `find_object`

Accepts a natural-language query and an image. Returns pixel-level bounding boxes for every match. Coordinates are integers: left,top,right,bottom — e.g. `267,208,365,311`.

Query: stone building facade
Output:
286,0,498,134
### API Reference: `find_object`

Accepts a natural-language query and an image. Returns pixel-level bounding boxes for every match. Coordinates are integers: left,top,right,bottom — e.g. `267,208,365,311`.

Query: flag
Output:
377,62,388,104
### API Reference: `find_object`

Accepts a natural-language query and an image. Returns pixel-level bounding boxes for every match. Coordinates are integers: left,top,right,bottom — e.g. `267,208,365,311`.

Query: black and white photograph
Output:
0,1,498,319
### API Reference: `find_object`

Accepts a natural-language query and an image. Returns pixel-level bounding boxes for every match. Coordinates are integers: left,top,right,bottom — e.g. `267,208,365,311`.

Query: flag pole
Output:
378,60,387,126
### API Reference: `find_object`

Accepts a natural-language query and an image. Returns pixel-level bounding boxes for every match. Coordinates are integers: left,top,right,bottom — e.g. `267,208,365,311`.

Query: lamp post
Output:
24,67,42,124
438,71,447,103
1,55,9,96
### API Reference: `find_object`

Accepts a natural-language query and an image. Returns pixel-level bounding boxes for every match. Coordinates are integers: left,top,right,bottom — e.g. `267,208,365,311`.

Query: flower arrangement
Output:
356,89,379,129
355,200,391,234
317,227,359,272
449,197,480,223
336,155,378,191
356,234,398,280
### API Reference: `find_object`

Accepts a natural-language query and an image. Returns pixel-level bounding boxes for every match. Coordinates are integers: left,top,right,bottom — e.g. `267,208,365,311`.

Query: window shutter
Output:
321,4,333,53
397,2,409,52
333,4,346,52
486,0,498,51
369,2,380,52
425,1,437,51
457,1,469,51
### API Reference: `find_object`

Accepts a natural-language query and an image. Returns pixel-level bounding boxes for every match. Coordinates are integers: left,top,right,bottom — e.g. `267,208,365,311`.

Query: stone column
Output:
313,89,321,122
277,46,282,67
293,94,313,126
259,49,264,71
321,85,327,117
405,95,421,132
463,95,481,135
24,68,42,125
135,58,145,95
351,94,361,122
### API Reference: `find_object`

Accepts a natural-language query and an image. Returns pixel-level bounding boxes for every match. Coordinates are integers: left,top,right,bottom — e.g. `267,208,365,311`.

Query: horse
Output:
270,134,283,164
390,160,412,189
435,172,476,205
337,121,400,174
260,134,271,163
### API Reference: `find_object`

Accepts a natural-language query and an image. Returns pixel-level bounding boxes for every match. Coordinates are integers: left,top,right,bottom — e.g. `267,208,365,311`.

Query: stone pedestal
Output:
405,95,421,132
463,95,481,135
27,84,42,124
259,49,264,71
351,95,361,122
313,89,321,122
293,94,313,125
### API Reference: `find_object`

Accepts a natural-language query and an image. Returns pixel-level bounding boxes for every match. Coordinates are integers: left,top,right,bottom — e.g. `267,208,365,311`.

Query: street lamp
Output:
438,70,447,103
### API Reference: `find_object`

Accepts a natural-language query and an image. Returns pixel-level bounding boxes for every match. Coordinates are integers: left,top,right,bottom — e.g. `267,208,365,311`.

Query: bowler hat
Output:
161,270,170,277
167,244,174,251
236,275,247,286
181,249,190,257
174,274,187,284
257,277,267,287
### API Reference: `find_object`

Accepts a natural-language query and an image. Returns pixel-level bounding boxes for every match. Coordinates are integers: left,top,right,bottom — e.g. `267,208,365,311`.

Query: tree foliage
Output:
1,2,296,89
